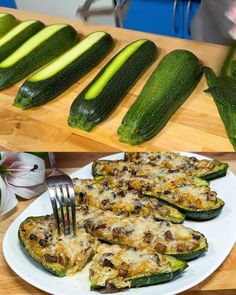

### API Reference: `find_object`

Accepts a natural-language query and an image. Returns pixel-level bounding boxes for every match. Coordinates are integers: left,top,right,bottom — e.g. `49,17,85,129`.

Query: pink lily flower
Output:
0,152,46,216
227,2,236,39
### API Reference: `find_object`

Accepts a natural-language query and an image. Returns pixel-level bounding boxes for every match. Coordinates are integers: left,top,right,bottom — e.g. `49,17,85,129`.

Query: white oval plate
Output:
3,152,236,295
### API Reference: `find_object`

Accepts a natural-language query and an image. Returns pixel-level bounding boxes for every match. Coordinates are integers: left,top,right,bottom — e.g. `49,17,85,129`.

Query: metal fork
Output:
46,153,76,236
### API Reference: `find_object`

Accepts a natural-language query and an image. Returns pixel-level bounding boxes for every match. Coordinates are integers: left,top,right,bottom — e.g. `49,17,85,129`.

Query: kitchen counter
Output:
0,152,236,295
0,7,234,152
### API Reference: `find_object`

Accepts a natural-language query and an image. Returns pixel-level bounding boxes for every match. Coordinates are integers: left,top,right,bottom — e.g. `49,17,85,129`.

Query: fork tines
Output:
47,172,76,236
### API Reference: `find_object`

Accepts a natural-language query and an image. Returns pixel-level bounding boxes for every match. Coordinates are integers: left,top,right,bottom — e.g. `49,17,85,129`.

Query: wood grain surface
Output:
0,7,234,152
0,152,235,295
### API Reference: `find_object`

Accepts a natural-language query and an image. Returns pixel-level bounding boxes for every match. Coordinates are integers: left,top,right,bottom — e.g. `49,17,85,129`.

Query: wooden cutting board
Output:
0,7,234,152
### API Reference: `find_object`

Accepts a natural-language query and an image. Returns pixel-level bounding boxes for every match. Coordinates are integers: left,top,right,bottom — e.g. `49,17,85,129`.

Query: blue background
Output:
0,0,201,39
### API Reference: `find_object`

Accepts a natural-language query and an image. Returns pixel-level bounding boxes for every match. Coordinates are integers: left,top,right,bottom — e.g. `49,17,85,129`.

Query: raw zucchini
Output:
0,20,45,62
204,66,236,151
91,174,223,221
73,178,185,223
18,215,98,277
14,31,113,109
0,13,18,37
0,23,78,90
90,244,188,292
118,50,203,145
68,39,158,131
124,152,228,180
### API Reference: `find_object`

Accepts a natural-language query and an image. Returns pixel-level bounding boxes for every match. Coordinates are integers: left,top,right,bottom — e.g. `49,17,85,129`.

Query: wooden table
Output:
0,7,234,152
1,152,236,295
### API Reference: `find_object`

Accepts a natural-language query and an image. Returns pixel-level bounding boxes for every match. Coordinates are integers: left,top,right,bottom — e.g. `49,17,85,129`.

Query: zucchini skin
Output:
18,216,66,277
172,247,207,261
13,32,113,109
200,163,228,180
118,49,203,145
130,269,185,287
0,14,18,37
0,21,45,62
0,24,78,90
68,40,158,131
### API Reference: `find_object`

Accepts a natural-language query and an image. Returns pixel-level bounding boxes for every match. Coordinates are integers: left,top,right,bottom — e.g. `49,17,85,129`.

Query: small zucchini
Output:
0,20,45,62
68,39,158,131
0,23,78,90
125,152,229,180
73,178,185,223
14,31,113,109
18,215,98,277
90,244,188,292
118,50,203,145
0,13,18,37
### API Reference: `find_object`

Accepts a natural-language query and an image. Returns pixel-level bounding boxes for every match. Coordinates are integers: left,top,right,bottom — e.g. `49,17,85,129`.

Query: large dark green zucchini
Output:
204,65,236,151
0,13,18,37
13,31,113,109
0,24,78,90
118,50,203,145
68,39,158,131
0,20,45,62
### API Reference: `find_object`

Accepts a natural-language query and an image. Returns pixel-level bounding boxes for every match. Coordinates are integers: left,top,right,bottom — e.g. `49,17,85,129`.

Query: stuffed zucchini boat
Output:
0,13,18,37
14,31,113,109
68,39,157,131
125,152,228,180
92,174,224,221
92,158,228,182
76,206,208,261
73,178,185,223
0,23,78,89
90,244,188,292
0,20,44,62
18,215,98,277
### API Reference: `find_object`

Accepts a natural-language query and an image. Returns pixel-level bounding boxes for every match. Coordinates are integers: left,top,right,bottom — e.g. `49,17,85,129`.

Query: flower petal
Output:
0,176,18,216
6,153,45,187
9,183,46,199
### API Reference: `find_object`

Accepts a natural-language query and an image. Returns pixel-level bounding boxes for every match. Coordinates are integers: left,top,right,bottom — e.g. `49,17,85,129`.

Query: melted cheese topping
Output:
112,175,219,210
126,152,226,177
93,152,225,178
90,244,172,289
92,162,223,211
75,206,207,255
73,178,184,223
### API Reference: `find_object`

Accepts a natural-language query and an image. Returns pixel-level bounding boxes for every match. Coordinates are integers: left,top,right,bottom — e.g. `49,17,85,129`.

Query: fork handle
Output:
48,152,57,169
